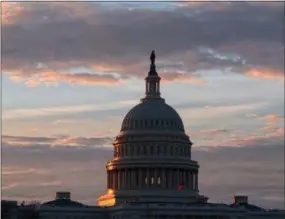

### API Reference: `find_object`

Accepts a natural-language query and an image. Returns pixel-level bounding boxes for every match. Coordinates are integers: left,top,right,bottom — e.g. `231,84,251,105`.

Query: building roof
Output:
42,199,85,207
229,203,266,211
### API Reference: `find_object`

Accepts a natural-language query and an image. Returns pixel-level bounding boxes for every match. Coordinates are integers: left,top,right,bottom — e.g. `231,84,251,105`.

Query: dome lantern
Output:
144,50,161,100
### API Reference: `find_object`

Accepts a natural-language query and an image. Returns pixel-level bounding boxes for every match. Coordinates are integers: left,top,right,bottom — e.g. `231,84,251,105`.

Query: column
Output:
137,168,140,188
109,171,113,189
154,168,158,186
162,169,165,188
133,169,137,188
110,170,114,189
114,170,118,189
125,170,128,189
175,169,178,187
146,168,150,188
120,170,123,189
170,169,173,188
118,171,121,189
130,170,132,189
138,168,142,188
192,172,195,190
123,169,126,189
186,171,190,188
107,172,110,189
149,169,153,187
143,169,146,188
108,171,112,189
195,172,198,191
130,169,133,189
129,169,132,189
183,170,186,187
136,169,139,188
132,169,135,189
134,169,136,188
168,169,172,188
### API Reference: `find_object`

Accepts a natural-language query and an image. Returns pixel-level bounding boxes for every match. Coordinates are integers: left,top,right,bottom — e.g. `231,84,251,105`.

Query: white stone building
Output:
5,51,285,219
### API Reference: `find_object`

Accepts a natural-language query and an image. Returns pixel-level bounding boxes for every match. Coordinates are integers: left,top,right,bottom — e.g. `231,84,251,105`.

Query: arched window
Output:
157,177,161,185
145,177,148,185
151,177,154,184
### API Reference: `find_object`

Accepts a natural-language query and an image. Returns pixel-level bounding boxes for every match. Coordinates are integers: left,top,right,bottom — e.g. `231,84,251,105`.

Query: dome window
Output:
151,177,154,184
157,177,161,185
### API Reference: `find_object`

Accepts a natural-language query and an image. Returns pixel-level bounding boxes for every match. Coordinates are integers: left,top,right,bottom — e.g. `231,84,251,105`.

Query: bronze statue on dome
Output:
150,50,155,65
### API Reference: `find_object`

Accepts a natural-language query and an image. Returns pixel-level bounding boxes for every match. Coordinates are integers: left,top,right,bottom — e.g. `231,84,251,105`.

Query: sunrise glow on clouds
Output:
2,1,284,208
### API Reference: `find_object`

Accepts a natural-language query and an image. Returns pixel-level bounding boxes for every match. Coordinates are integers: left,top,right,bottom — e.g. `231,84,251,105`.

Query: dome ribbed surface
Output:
121,99,185,132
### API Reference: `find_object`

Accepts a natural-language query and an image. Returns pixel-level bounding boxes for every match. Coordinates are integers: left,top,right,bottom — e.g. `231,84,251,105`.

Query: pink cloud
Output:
9,70,124,87
245,68,284,81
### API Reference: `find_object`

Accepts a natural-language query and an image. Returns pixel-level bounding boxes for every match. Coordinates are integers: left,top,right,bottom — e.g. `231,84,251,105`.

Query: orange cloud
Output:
261,114,284,131
199,129,230,135
161,72,205,85
245,68,284,80
2,2,282,87
7,70,124,87
228,137,257,147
1,2,24,24
1,2,98,25
2,135,114,147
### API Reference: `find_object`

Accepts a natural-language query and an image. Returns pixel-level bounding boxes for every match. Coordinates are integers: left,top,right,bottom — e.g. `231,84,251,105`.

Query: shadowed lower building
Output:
6,51,285,219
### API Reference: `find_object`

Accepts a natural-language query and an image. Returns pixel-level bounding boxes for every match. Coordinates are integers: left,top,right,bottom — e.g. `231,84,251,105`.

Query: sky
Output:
1,1,284,209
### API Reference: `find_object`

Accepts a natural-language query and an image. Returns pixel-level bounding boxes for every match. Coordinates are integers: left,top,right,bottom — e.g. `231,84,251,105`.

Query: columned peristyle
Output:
107,168,198,191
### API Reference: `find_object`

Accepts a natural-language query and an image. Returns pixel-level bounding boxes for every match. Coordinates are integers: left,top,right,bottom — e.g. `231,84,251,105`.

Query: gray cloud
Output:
2,2,284,86
2,135,114,147
2,135,284,208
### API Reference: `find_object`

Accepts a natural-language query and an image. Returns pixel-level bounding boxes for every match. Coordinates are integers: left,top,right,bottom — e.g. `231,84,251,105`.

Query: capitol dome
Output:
98,50,207,207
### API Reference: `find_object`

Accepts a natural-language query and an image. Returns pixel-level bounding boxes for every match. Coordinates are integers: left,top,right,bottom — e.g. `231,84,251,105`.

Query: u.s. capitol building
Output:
3,51,284,219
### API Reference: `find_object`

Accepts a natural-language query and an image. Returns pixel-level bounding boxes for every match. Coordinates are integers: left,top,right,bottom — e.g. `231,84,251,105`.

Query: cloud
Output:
2,167,48,175
2,2,284,87
11,71,124,87
3,99,137,120
199,128,230,135
247,113,285,131
2,134,284,208
2,135,114,147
